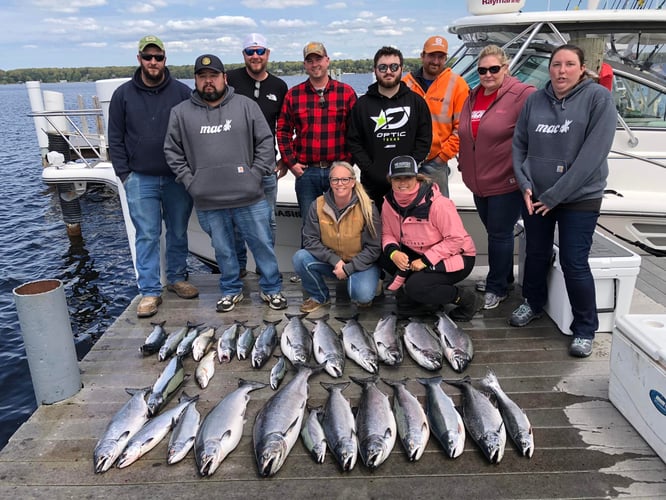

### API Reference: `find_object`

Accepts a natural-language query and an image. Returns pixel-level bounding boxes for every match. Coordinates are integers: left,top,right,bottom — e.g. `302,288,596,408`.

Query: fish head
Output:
93,439,122,473
115,441,141,469
146,393,164,417
442,430,465,459
481,431,505,464
197,440,223,476
517,431,535,458
361,436,390,469
402,432,425,462
325,357,345,378
167,440,192,465
312,443,326,464
451,349,472,372
334,439,358,471
251,352,265,369
256,434,288,477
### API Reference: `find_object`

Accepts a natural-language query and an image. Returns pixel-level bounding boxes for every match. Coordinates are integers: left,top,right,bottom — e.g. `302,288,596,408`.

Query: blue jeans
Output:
197,199,282,296
522,207,600,339
419,159,450,198
235,173,277,269
474,190,522,296
292,249,380,304
295,167,330,220
124,172,192,296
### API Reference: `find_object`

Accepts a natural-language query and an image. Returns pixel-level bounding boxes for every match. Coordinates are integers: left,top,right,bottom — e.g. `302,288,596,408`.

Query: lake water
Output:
0,72,374,450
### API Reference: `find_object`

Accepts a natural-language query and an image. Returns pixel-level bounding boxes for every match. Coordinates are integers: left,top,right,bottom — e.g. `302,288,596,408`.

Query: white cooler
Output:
518,225,641,335
609,314,666,463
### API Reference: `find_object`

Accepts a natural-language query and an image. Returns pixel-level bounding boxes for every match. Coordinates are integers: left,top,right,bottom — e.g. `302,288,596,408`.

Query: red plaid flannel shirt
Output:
276,78,357,167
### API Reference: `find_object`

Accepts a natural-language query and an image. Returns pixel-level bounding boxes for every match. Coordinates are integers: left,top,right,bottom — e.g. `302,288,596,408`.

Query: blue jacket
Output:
108,67,191,181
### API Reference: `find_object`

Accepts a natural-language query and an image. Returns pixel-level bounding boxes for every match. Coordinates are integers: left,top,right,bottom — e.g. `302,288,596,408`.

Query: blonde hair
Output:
330,161,377,238
478,44,509,67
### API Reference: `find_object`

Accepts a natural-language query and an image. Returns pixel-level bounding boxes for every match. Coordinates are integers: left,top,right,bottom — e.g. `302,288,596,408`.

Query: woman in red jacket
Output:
458,45,536,310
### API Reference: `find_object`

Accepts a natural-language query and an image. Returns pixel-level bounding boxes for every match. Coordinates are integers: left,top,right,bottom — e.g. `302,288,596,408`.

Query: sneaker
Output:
509,300,542,327
137,296,162,318
289,275,301,283
261,291,288,310
353,300,373,308
483,292,507,310
166,281,199,299
569,337,593,358
300,297,329,314
216,292,244,313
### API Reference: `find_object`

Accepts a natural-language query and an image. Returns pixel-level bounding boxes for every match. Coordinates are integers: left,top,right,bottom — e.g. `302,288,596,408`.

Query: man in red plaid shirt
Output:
276,41,357,220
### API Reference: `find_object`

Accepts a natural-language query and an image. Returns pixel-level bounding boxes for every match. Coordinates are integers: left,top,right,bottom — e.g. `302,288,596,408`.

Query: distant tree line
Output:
0,58,424,84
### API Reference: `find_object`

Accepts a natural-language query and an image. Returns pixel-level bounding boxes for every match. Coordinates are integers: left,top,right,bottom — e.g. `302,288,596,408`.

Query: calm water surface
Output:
0,73,373,450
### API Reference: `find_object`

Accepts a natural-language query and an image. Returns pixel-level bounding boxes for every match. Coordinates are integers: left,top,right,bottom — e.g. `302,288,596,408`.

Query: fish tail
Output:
320,381,351,392
238,378,269,391
349,374,378,387
381,377,410,387
150,320,167,327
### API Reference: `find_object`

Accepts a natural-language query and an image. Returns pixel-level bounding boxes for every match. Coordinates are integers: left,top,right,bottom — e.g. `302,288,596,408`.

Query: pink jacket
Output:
381,183,476,272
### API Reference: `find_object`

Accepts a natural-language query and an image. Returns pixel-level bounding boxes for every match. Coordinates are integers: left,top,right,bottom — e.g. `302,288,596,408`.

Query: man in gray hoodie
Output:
164,54,287,312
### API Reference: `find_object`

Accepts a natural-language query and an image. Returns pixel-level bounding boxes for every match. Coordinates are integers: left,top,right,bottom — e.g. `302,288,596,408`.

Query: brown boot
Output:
167,281,199,299
137,296,162,318
449,287,482,322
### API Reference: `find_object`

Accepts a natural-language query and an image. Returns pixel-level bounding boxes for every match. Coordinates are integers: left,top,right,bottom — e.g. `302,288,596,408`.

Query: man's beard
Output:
141,67,164,84
197,89,225,102
378,77,400,90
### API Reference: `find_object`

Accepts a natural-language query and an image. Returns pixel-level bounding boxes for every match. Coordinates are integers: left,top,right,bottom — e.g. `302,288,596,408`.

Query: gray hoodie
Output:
512,78,616,209
164,85,274,210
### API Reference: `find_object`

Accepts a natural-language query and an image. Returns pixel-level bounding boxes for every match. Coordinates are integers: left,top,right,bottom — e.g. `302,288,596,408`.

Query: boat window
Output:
614,74,666,128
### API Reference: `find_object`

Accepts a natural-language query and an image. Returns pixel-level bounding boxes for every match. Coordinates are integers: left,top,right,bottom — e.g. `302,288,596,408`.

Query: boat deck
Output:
1,266,665,499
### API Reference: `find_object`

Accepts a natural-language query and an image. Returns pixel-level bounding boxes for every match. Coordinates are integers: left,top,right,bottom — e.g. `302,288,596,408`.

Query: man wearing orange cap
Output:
403,35,469,198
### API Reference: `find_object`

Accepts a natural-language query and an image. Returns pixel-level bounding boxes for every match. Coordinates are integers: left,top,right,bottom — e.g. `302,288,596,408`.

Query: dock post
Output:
12,279,82,405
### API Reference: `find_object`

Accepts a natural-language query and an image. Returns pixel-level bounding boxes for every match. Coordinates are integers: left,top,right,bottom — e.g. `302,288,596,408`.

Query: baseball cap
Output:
138,35,164,52
303,41,327,59
194,54,225,74
423,35,448,54
243,33,268,49
388,156,418,178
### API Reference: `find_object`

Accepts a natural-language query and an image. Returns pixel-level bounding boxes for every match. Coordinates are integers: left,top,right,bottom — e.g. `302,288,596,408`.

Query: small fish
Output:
337,314,378,374
446,376,506,464
217,320,244,363
281,313,312,366
117,392,198,468
237,324,257,360
158,322,194,361
269,355,288,390
251,319,282,369
372,312,403,366
92,387,151,473
176,322,205,358
147,355,186,417
383,378,430,462
310,314,345,378
417,375,465,459
300,406,327,464
196,350,217,389
167,394,201,464
403,318,443,371
350,375,396,470
320,381,357,471
435,312,474,372
191,326,216,361
139,321,168,356
479,369,534,458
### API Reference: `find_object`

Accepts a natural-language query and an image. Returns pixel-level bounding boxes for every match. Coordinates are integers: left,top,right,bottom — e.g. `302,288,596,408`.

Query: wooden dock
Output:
1,267,665,499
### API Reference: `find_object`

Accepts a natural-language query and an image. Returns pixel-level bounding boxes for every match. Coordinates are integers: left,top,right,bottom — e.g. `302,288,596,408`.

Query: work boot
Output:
137,296,162,318
448,287,482,322
167,281,199,299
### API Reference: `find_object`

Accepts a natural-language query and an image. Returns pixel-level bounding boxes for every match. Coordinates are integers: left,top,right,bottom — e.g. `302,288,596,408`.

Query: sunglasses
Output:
330,177,353,185
244,47,267,56
254,80,261,99
477,65,502,75
140,53,165,62
376,63,401,73
316,88,326,108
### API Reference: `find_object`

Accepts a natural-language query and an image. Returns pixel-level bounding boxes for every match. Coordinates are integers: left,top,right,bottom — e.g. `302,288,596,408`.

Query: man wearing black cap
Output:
108,34,197,318
164,54,288,313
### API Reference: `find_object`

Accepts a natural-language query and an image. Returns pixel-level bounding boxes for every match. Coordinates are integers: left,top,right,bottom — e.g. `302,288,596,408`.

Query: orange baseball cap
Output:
423,36,448,54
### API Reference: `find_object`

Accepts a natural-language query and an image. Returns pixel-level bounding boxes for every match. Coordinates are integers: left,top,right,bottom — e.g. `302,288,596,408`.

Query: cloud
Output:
31,0,107,14
242,0,316,8
326,2,346,8
166,16,257,31
263,18,318,28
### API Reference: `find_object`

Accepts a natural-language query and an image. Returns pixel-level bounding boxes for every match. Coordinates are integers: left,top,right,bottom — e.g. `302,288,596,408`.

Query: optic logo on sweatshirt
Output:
200,119,232,134
535,119,572,134
371,106,411,140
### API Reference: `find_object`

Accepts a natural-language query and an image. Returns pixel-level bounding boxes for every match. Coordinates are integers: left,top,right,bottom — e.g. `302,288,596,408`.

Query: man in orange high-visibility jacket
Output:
403,35,469,198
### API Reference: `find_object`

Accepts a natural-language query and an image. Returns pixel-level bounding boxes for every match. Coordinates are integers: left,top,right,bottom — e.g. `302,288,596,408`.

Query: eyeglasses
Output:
376,63,401,73
140,53,165,62
330,177,353,185
254,80,261,99
244,47,267,56
477,65,502,75
316,88,326,108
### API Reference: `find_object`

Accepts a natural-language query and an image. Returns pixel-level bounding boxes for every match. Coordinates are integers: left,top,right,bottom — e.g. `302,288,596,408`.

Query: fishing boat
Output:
27,0,666,277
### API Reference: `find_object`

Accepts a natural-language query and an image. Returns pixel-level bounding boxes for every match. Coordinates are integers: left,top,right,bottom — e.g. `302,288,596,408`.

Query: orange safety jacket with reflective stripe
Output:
402,67,469,163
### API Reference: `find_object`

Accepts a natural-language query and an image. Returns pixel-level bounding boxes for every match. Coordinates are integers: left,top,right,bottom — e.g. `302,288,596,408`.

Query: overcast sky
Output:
1,1,596,70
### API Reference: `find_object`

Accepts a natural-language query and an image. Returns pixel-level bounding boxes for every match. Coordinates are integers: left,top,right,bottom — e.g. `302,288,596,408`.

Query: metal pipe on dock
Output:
12,279,82,405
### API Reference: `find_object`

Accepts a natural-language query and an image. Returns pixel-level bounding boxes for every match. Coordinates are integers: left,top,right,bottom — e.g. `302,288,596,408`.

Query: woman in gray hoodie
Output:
510,44,617,358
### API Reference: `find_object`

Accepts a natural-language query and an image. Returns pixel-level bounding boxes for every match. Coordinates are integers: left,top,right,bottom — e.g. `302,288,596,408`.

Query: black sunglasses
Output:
477,65,502,75
244,47,267,56
377,63,401,73
316,88,326,108
140,53,165,62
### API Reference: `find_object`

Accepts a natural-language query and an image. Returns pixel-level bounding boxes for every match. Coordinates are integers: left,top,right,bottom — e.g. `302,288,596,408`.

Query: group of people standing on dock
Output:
108,32,616,359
